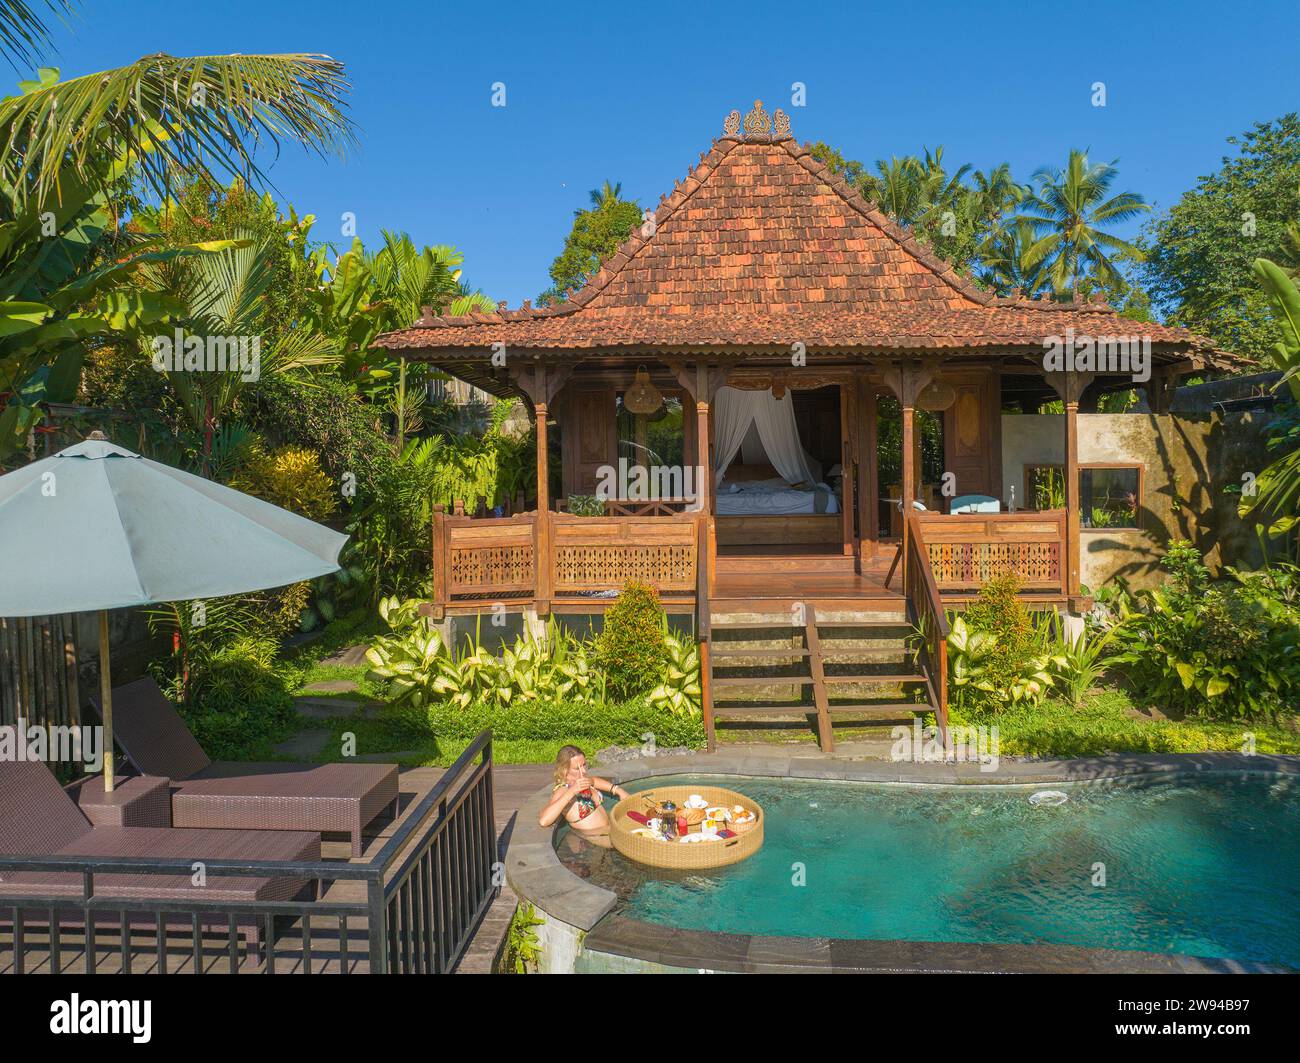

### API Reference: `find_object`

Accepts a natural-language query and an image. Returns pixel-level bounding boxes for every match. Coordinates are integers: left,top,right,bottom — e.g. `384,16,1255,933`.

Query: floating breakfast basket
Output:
609,785,764,870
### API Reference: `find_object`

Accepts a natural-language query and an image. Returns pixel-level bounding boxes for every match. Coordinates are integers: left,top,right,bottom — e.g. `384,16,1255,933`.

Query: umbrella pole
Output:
98,610,114,792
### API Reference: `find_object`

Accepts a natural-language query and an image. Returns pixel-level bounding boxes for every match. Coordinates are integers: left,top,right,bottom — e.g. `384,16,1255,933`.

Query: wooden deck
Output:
711,547,902,613
0,763,551,976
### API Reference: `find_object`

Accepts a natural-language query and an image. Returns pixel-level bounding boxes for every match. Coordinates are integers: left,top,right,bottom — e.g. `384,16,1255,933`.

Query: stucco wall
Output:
1000,412,1272,590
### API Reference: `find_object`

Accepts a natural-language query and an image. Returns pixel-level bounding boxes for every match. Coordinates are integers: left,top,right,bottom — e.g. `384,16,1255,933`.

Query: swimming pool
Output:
557,773,1300,969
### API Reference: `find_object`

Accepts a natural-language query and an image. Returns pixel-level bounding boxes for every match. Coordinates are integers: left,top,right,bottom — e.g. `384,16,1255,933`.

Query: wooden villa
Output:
375,101,1228,751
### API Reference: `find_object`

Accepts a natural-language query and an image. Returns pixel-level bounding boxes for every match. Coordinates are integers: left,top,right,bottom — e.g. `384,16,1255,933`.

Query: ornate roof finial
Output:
724,100,792,141
743,99,772,137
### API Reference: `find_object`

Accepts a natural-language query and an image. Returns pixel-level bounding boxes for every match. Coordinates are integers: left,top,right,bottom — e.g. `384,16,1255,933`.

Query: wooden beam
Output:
1144,369,1180,415
1064,397,1081,598
900,400,915,596
694,362,713,517
804,605,834,754
857,376,877,559
510,360,575,407
430,504,448,619
534,364,552,614
1041,370,1094,600
667,359,731,404
840,381,856,557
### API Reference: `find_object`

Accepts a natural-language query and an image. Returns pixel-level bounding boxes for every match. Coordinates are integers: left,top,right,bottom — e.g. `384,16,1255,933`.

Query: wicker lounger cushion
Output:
0,826,319,902
172,763,399,840
0,761,319,904
91,680,400,855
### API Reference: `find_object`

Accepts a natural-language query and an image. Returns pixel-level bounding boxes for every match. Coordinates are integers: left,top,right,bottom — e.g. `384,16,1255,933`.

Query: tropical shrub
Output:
156,636,296,760
947,576,1057,711
365,599,603,711
944,693,1300,758
595,581,669,701
299,564,368,632
647,627,702,717
411,693,705,751
501,903,545,974
146,594,302,701
1096,541,1300,721
248,373,392,495
1047,617,1115,708
566,494,606,516
347,437,440,600
228,444,338,521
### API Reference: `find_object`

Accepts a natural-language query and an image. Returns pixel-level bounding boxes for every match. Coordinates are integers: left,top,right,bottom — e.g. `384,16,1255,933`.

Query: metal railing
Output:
0,732,496,975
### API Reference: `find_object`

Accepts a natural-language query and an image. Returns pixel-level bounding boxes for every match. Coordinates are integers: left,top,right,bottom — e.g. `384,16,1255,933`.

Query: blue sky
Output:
33,0,1300,305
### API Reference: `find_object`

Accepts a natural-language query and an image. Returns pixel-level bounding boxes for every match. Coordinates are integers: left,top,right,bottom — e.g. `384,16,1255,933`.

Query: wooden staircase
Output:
702,603,937,753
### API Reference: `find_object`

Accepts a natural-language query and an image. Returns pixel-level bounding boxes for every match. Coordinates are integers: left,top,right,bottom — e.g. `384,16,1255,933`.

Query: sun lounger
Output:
93,678,399,857
0,760,321,962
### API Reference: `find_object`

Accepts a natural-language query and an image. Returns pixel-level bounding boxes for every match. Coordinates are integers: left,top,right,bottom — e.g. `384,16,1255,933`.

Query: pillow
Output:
726,464,779,483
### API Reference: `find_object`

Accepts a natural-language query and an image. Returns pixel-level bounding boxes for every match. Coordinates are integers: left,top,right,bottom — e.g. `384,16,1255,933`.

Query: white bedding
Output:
715,479,840,515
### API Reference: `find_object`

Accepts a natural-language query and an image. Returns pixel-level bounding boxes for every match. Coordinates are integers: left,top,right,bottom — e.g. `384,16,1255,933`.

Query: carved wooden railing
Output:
905,512,949,744
432,509,538,606
550,513,698,596
914,510,1068,598
431,507,703,607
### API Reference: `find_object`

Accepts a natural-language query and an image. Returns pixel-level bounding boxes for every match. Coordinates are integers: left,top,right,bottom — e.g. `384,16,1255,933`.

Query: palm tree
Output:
0,4,354,211
0,0,70,68
363,232,495,446
577,179,623,217
1019,150,1149,297
136,228,336,471
969,163,1025,231
978,218,1051,298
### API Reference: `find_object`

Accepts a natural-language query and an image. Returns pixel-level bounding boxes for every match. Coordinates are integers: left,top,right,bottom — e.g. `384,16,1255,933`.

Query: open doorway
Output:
714,384,844,552
874,393,944,541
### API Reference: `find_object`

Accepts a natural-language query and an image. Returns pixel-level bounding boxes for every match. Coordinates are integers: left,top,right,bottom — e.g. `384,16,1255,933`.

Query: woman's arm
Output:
538,786,575,827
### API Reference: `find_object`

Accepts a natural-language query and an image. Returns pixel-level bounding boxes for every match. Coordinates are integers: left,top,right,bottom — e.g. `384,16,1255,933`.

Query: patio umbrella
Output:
0,433,348,790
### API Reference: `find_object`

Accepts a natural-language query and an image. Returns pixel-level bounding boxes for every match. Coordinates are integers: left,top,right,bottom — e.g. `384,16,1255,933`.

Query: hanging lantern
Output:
624,365,664,415
917,379,956,411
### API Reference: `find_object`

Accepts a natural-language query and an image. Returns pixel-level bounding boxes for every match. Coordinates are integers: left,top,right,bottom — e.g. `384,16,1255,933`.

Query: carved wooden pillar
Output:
879,361,934,596
1064,396,1080,597
1044,370,1095,603
510,360,576,615
840,382,857,557
694,363,713,517
534,378,551,614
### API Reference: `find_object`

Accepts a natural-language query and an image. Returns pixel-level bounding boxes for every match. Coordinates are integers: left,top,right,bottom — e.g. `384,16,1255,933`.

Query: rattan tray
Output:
609,785,763,869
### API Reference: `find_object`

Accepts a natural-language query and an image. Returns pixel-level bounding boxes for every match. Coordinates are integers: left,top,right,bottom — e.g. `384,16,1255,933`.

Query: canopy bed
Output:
710,386,842,544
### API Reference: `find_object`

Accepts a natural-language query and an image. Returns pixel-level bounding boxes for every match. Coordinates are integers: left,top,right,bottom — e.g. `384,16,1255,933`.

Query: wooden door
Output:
561,388,616,497
943,369,1001,504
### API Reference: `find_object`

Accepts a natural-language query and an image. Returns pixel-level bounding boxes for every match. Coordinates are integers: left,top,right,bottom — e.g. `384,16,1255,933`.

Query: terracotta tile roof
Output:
376,132,1225,363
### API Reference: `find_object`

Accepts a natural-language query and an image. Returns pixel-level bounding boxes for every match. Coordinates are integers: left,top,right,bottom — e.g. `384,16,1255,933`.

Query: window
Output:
1023,464,1143,527
1025,465,1065,510
1081,465,1142,530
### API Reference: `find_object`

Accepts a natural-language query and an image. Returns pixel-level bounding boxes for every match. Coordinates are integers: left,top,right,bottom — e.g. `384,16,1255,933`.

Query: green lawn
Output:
949,688,1300,757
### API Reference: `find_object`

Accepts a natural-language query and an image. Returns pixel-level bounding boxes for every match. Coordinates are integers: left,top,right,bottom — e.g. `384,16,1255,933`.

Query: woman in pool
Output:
538,745,628,847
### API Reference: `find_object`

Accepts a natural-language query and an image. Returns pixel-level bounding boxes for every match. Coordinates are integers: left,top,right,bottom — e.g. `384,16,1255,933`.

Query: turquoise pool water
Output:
557,773,1300,968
